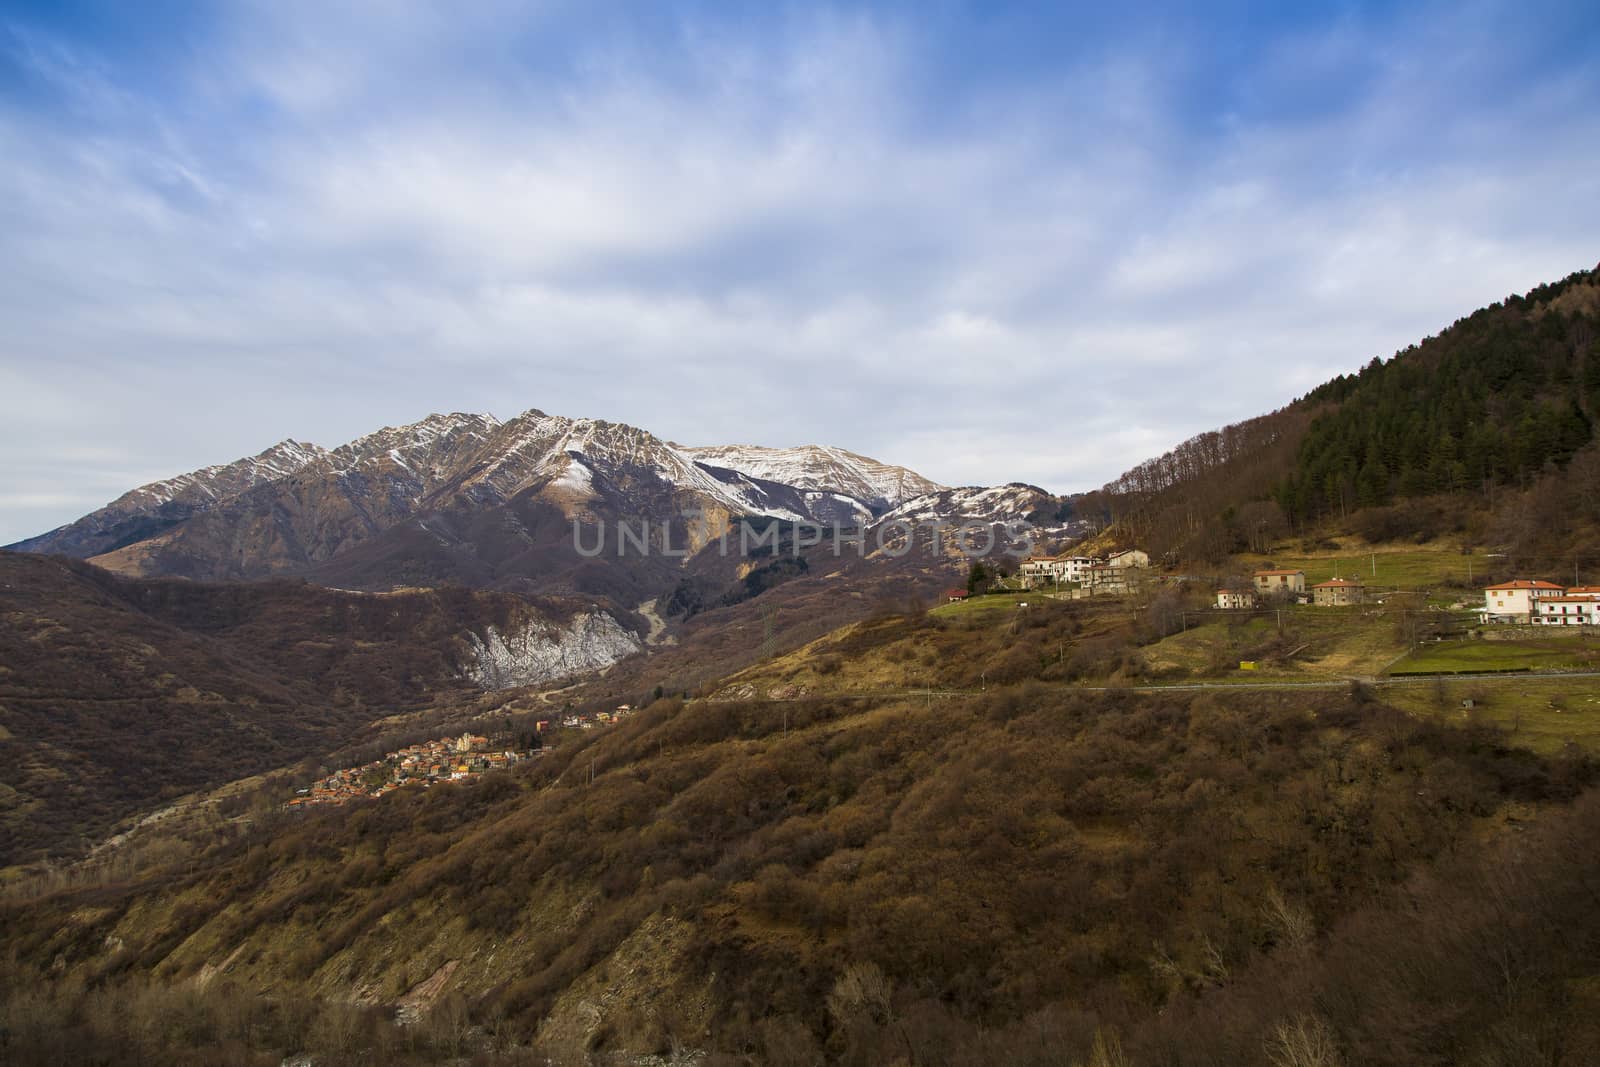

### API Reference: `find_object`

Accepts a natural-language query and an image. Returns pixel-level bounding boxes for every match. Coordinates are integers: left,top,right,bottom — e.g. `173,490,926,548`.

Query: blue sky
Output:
3,1,1599,544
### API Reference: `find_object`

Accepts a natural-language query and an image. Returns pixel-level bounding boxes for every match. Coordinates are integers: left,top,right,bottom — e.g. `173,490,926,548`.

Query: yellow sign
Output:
1239,660,1258,671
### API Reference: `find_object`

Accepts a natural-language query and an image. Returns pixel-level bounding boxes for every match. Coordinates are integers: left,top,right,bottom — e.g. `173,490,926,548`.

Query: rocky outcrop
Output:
461,611,642,689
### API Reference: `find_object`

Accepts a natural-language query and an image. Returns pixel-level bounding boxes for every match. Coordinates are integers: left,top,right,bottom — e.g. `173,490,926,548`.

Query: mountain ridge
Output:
9,408,1023,599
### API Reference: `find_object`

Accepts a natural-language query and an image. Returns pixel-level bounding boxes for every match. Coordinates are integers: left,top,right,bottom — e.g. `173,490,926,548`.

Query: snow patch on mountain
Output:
551,455,595,495
876,483,1052,525
328,412,502,479
461,611,642,690
119,439,328,509
680,444,943,508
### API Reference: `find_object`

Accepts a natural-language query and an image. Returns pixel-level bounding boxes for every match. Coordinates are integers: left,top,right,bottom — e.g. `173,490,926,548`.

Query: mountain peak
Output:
8,406,996,585
679,442,944,508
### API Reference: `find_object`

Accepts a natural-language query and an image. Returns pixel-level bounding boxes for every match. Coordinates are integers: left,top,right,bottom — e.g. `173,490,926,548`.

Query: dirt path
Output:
636,598,676,647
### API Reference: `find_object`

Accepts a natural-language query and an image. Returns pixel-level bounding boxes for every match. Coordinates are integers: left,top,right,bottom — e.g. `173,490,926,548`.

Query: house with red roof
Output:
1482,579,1568,623
1533,596,1600,626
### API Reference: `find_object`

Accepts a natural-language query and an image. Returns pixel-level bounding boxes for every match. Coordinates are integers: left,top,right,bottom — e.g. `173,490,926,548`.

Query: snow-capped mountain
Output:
10,409,1008,588
874,483,1057,527
678,444,943,511
10,439,327,559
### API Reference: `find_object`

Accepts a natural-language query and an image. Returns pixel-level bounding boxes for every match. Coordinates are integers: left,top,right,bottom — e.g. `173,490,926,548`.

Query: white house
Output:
1018,556,1068,589
1216,588,1256,610
1020,548,1152,594
1060,555,1096,581
1534,597,1600,626
1482,579,1566,623
1253,569,1306,596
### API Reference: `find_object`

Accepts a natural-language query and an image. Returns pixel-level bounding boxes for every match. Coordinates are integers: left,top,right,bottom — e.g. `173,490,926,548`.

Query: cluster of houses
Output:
1016,548,1152,596
1215,569,1366,609
1211,570,1600,625
1480,580,1600,626
289,706,641,807
554,705,635,730
290,732,534,807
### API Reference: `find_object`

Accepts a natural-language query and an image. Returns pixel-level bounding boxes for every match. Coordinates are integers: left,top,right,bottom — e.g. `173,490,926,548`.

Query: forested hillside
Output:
1091,263,1600,561
1281,269,1599,521
3,678,1593,1065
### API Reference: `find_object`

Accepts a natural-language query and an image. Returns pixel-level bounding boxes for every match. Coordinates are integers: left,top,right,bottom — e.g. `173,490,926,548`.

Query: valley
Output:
9,3,1600,1061
3,264,1600,1065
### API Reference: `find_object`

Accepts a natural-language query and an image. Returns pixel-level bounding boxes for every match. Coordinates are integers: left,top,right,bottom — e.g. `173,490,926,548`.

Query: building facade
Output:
1482,580,1567,623
1253,569,1306,597
1311,578,1364,606
1534,597,1600,625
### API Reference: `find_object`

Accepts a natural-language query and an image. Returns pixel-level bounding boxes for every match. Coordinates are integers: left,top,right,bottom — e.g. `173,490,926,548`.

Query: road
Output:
704,670,1600,704
1082,670,1600,694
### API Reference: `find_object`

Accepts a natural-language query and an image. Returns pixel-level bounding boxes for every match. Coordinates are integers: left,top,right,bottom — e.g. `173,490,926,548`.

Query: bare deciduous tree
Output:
1265,1013,1343,1067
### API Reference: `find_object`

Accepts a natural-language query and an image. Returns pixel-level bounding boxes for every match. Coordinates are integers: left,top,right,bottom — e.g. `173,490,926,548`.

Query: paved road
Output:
707,670,1600,703
1083,670,1600,694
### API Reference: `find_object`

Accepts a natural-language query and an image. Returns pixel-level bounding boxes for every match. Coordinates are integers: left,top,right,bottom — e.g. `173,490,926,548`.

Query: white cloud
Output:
2,3,1599,544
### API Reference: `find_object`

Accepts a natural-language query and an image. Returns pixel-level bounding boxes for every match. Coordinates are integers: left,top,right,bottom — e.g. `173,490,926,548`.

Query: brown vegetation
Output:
0,551,570,865
2,675,1592,1063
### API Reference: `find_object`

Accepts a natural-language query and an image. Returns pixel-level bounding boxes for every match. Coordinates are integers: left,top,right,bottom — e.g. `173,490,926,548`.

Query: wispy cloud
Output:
2,1,1598,543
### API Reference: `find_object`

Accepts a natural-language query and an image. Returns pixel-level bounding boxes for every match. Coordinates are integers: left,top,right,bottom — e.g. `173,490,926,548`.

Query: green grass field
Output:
1237,543,1494,595
1381,675,1600,754
1143,608,1409,679
930,591,1053,618
1388,635,1600,675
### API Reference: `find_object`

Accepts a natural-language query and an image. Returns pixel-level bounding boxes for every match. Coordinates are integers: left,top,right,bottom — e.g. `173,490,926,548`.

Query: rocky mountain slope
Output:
679,443,942,511
9,438,327,559
0,550,636,865
461,612,641,690
873,482,1061,528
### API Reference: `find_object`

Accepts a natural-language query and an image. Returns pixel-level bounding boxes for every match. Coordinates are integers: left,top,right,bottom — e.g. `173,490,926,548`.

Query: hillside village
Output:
1217,569,1600,624
290,706,639,807
1013,547,1151,595
1216,569,1370,608
1010,548,1378,609
999,544,1600,631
